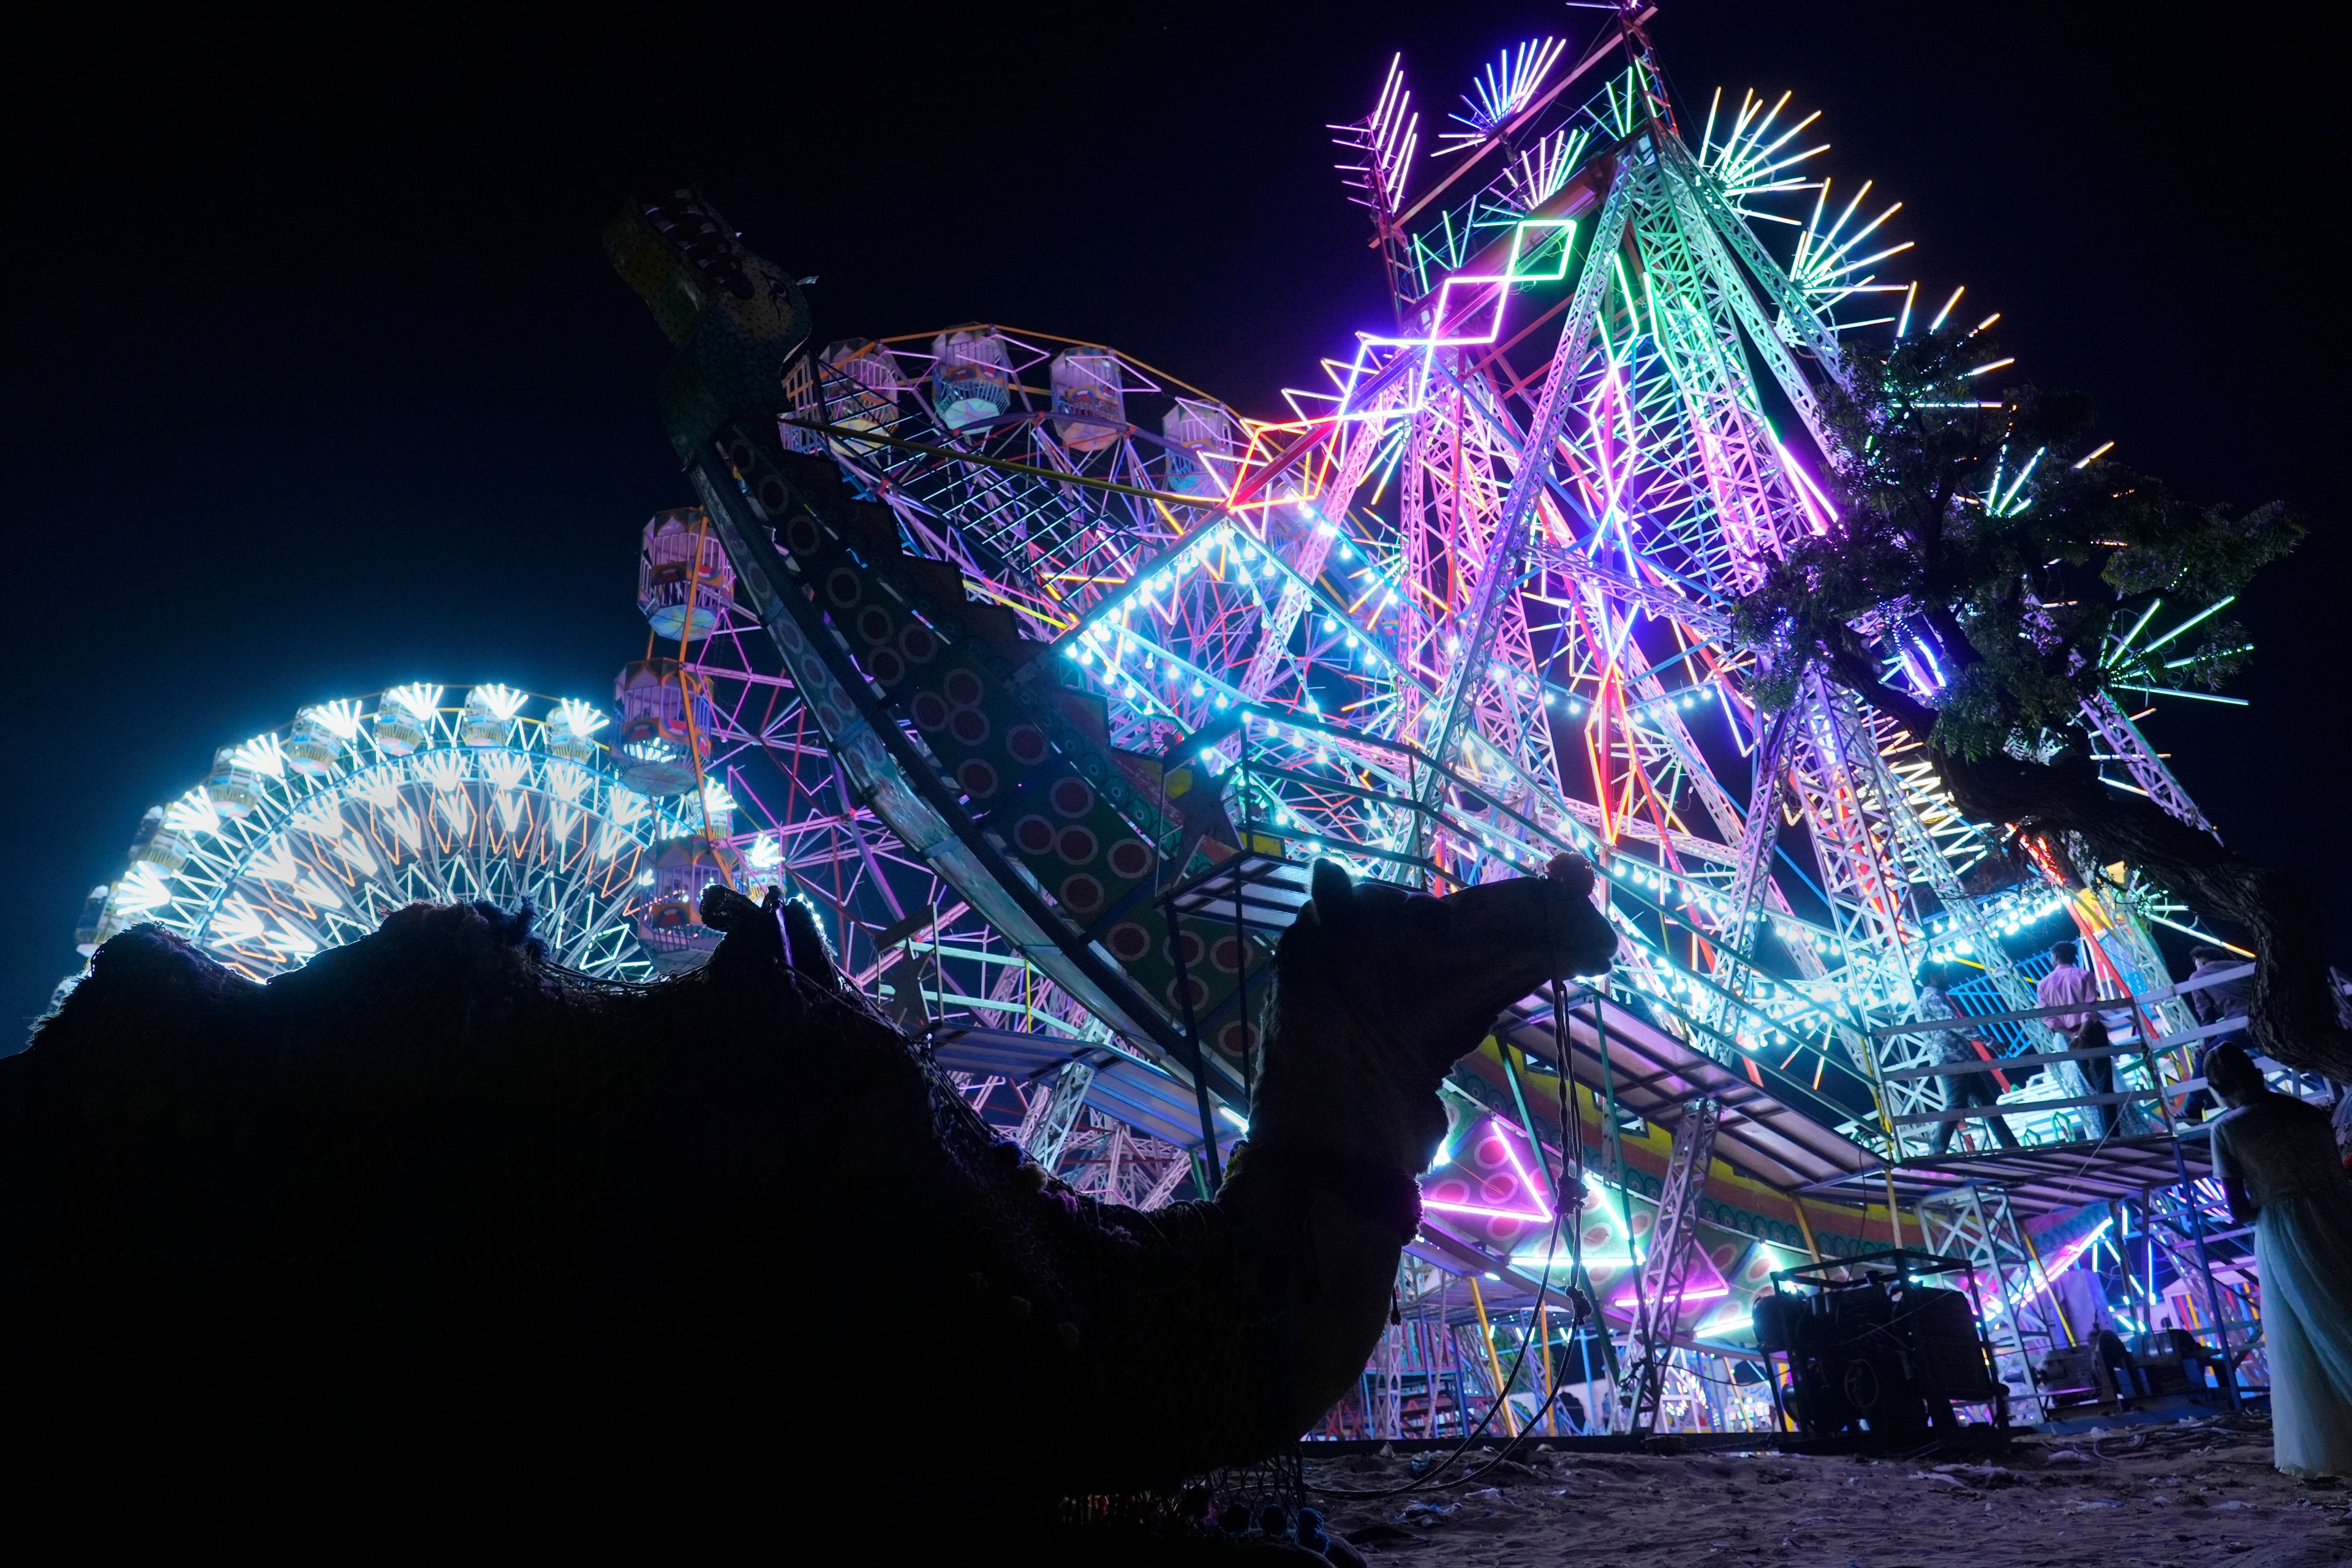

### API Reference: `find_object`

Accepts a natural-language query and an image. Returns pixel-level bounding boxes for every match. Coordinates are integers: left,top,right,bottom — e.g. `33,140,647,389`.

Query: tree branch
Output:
1807,652,2352,1080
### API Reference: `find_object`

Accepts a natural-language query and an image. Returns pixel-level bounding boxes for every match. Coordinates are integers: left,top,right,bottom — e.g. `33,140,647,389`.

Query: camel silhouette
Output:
2,855,1615,1529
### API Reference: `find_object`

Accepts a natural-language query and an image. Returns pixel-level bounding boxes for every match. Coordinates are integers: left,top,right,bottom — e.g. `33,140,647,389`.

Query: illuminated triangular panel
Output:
1421,1114,1554,1250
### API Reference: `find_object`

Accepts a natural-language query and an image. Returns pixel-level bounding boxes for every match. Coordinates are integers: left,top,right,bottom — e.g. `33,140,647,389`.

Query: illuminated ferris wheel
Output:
616,21,2225,1160
613,496,1150,1040
70,683,727,986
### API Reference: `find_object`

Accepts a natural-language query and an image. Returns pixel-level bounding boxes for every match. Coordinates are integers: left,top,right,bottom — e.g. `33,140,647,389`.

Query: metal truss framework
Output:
636,22,2232,1192
1623,1095,1722,1432
61,20,2270,1442
572,42,2256,1452
2146,1166,2255,1405
951,1069,1192,1212
1913,1183,2049,1423
674,592,1114,1041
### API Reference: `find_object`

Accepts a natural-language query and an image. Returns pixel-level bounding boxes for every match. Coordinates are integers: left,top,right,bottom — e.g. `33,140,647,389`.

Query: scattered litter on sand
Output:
1301,1415,2345,1565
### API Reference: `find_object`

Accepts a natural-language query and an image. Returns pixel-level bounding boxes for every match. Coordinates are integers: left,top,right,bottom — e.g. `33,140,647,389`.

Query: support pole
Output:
2019,1221,2077,1350
1499,1042,1564,1439
2171,1136,2242,1411
1232,725,1252,1073
1593,987,1644,1436
1540,1302,1559,1438
1789,1194,1823,1262
1466,1273,1521,1438
1625,1096,1723,1433
1165,901,1221,1194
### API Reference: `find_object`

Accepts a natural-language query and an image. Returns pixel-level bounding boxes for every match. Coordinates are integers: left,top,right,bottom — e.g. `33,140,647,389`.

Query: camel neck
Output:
1245,981,1455,1177
1219,1140,1422,1242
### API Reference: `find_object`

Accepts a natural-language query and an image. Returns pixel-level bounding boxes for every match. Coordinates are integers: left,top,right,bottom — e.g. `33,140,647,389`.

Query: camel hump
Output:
43,923,259,1036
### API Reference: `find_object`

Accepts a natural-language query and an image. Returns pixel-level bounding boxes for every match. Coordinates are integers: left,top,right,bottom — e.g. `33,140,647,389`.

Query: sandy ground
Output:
1304,1417,2351,1567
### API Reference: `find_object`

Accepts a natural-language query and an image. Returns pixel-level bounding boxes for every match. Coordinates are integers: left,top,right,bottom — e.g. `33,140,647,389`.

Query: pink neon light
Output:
1420,1115,1555,1226
1609,1281,1732,1311
1583,361,1638,545
1487,1117,1554,1223
1771,436,1838,533
1434,1204,1557,1224
1977,1219,2111,1317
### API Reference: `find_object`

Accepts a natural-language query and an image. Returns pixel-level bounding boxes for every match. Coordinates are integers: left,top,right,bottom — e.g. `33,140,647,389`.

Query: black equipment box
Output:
1757,1248,2008,1439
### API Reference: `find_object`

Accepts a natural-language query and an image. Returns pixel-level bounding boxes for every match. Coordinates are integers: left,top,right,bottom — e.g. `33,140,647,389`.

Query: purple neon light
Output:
1326,219,1580,420
1420,1114,1555,1225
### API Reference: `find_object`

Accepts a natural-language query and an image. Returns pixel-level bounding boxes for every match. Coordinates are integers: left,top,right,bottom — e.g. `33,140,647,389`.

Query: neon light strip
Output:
1610,1281,1730,1310
1325,218,1580,420
1422,1115,1555,1226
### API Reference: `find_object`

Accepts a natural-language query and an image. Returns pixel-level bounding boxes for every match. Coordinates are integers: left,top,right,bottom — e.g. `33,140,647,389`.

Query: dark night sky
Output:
5,4,2342,1036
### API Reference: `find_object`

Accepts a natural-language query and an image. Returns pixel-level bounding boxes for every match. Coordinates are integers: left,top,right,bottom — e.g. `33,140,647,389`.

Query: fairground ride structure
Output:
595,12,2275,1436
67,684,723,987
626,18,2242,1164
40,9,2276,1445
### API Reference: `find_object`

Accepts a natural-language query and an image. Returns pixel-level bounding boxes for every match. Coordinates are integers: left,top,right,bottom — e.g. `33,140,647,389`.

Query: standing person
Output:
2186,946,2251,1042
1916,974,2018,1155
2037,940,2118,1139
2180,946,2249,1124
2331,970,2352,1174
2208,1044,2352,1477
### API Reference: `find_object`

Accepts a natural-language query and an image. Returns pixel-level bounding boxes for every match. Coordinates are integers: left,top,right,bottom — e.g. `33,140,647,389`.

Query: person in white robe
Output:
2209,1044,2352,1477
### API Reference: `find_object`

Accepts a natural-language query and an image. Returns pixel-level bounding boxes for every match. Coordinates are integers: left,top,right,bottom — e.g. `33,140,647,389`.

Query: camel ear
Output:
1310,858,1354,926
700,883,766,932
704,884,786,976
782,898,842,990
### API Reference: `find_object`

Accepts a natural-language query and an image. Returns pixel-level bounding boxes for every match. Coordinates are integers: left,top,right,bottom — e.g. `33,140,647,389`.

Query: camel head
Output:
1248,853,1618,1172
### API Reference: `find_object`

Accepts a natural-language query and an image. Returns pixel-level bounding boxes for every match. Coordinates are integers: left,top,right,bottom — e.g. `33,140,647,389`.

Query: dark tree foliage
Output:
1733,326,2346,1077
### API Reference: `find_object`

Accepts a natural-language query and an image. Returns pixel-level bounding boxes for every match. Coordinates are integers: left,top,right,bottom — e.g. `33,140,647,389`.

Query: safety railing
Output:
1869,963,2259,1151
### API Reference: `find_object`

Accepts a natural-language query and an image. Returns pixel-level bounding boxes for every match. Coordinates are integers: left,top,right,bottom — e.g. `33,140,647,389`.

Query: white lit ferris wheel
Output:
70,682,735,986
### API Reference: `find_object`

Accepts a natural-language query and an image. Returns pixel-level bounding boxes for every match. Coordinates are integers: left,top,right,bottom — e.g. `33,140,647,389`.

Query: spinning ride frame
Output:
1303,32,2215,1155
70,685,705,984
641,511,1112,1038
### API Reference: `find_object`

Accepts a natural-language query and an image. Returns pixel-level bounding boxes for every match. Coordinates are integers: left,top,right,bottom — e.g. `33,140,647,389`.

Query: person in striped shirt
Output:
1916,973,2018,1155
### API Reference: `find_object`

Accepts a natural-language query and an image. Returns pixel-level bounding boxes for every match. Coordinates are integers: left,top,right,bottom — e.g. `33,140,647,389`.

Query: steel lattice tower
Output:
630,20,2225,1169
